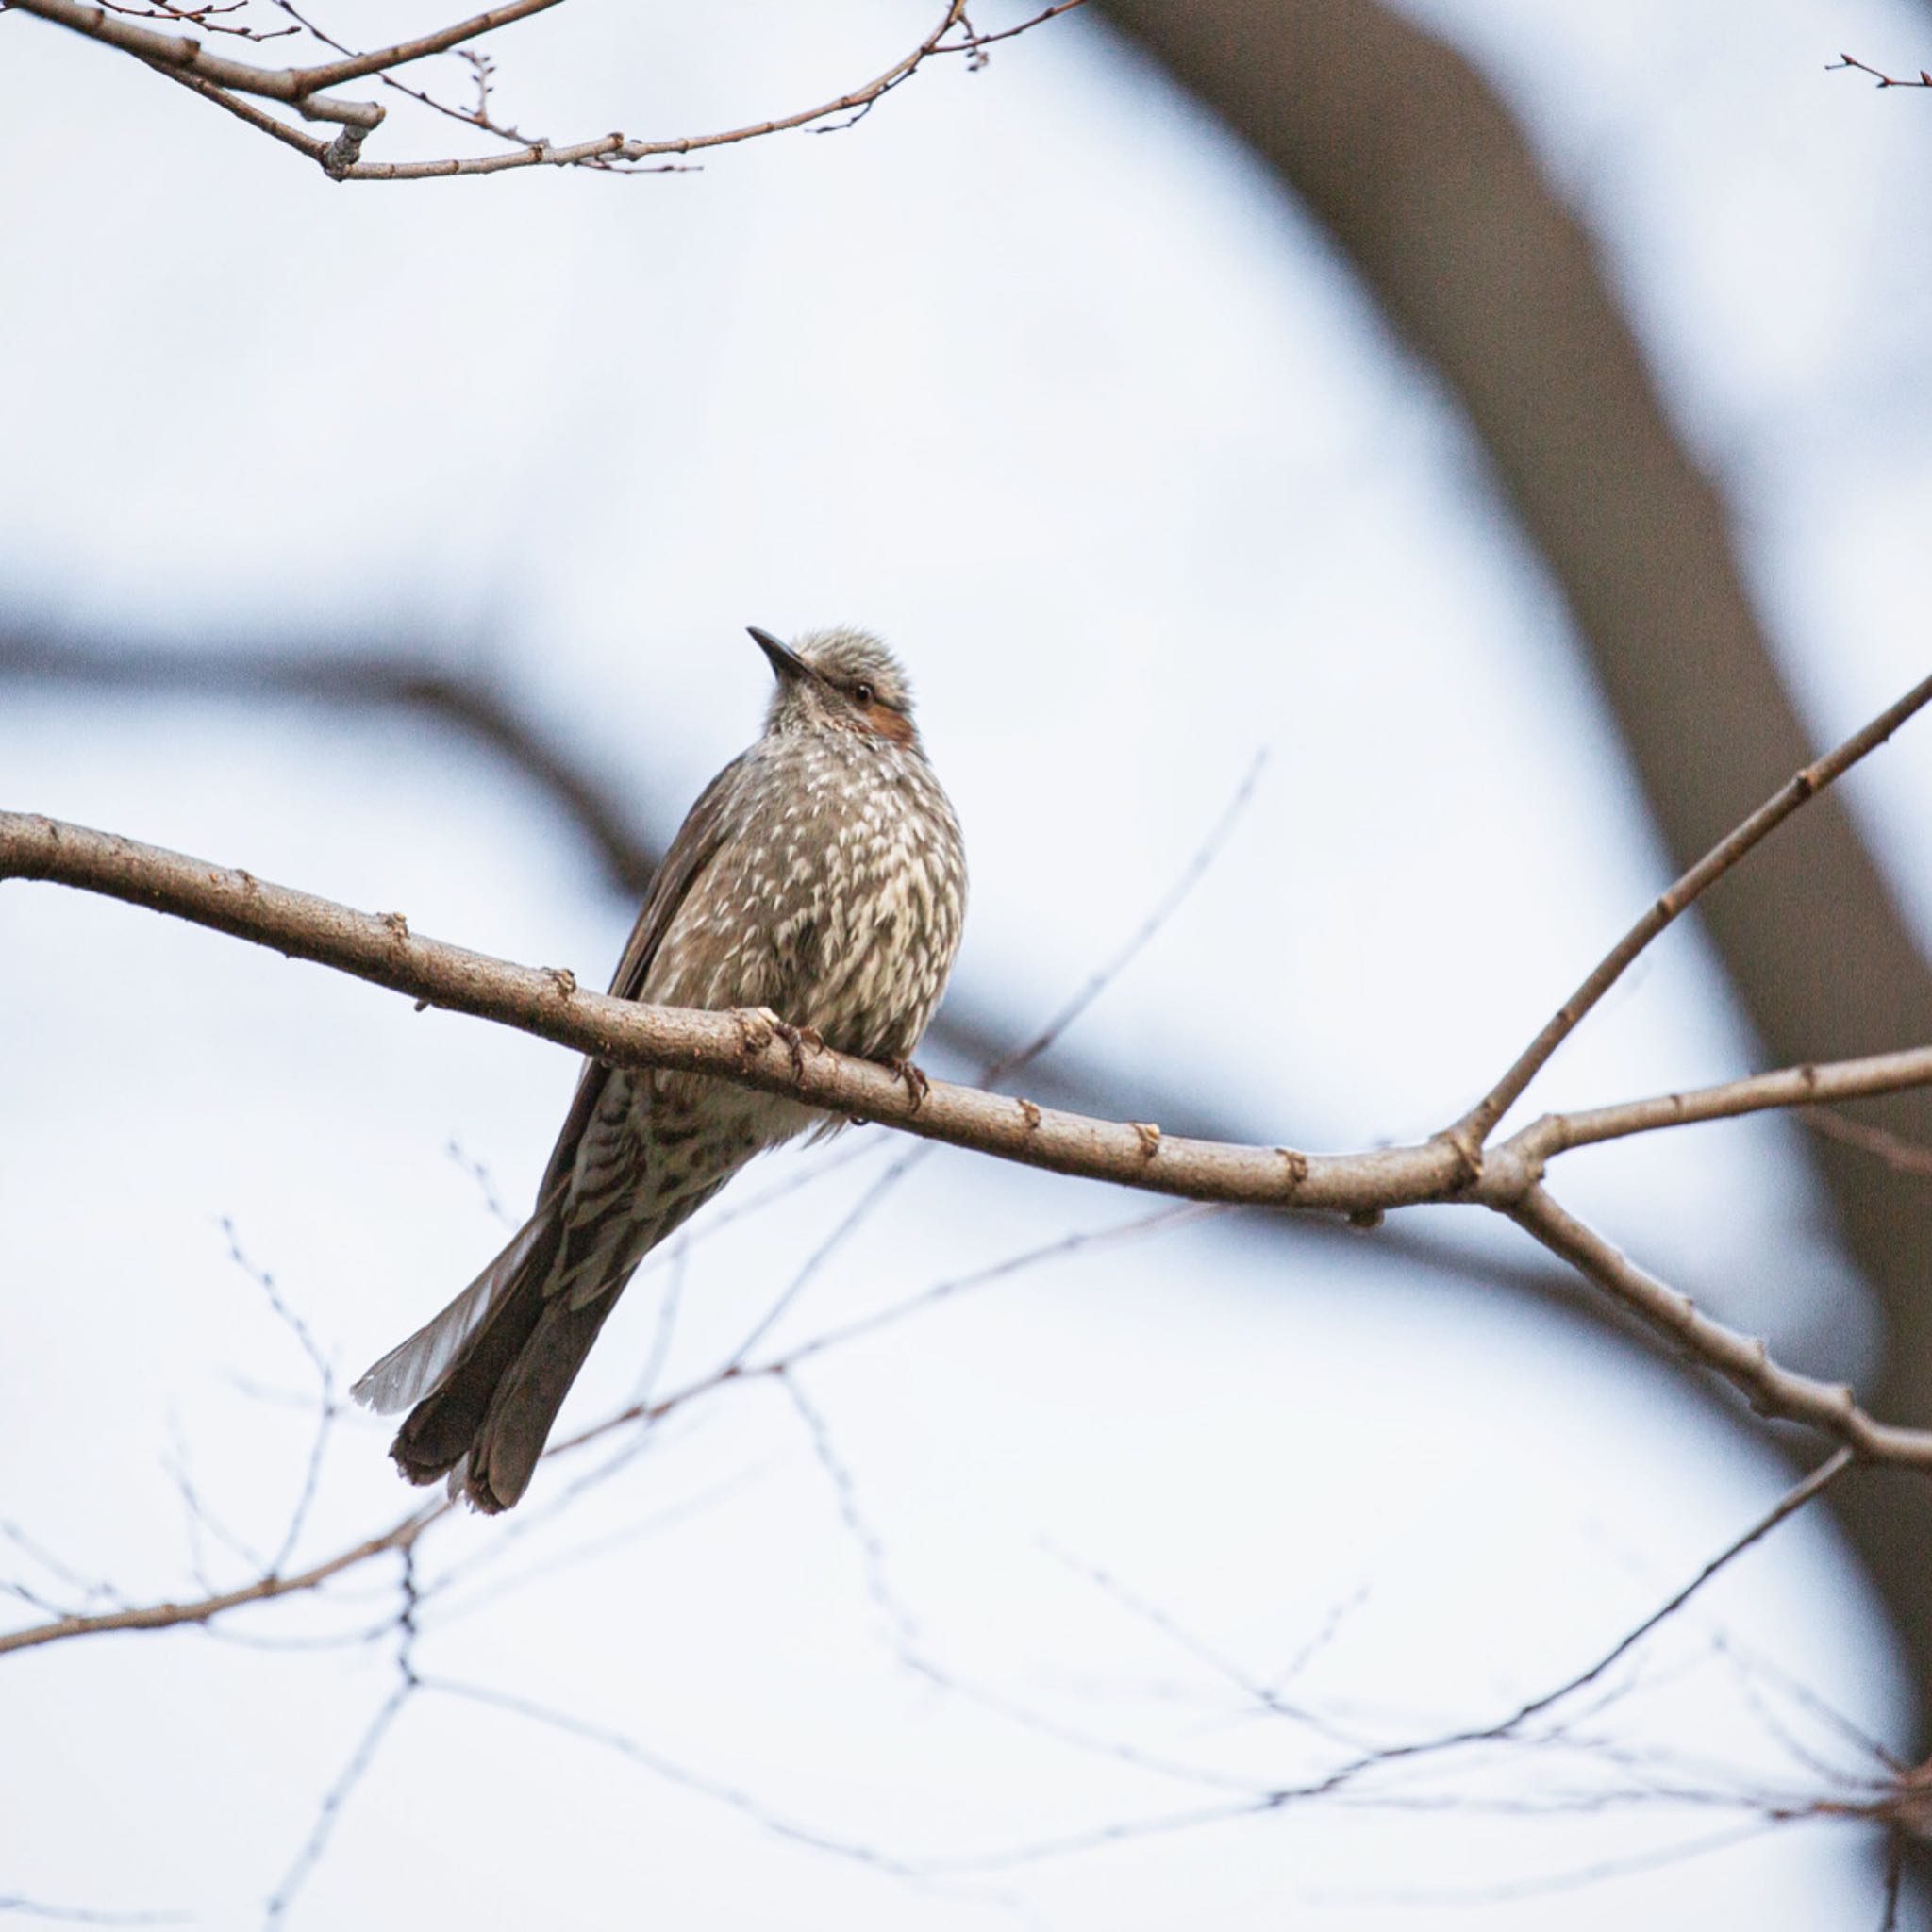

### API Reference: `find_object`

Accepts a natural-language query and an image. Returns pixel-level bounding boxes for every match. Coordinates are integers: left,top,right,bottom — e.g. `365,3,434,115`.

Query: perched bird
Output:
353,626,968,1512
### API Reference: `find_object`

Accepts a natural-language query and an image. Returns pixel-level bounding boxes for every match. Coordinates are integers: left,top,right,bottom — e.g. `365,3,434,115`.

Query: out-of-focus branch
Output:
1800,1108,1932,1181
7,0,1088,180
0,627,662,891
1102,0,1932,1845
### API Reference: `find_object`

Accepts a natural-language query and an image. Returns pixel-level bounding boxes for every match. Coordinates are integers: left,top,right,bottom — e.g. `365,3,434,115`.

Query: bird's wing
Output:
537,752,749,1203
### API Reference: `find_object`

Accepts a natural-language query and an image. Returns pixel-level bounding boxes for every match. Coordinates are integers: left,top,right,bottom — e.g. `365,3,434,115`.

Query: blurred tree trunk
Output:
1105,0,1932,1764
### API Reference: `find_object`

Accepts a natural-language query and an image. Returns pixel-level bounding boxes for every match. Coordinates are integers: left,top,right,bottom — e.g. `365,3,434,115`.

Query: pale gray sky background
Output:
4,1,1932,1925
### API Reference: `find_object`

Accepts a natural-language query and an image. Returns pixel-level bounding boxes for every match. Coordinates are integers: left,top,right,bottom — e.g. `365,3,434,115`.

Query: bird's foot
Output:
732,1008,824,1083
779,1022,824,1082
885,1057,930,1112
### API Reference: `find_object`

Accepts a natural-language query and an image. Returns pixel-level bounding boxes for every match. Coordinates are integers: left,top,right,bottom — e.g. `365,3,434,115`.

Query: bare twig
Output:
988,747,1267,1083
444,1138,516,1227
1484,1045,1932,1181
419,1674,929,1874
1450,671,1932,1153
219,1219,339,1574
1467,1449,1855,1740
0,1507,435,1656
1047,1545,1377,1752
0,1901,188,1925
8,0,1089,181
9,0,564,96
780,1374,922,1650
938,0,1090,56
1829,54,1932,90
100,0,294,39
262,1676,414,1926
0,1203,1201,1659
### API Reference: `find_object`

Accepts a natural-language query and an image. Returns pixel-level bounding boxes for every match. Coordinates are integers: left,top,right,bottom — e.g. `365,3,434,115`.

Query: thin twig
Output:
987,747,1268,1083
1829,54,1932,89
1462,1449,1854,1740
261,1677,414,1926
1482,1043,1932,1188
0,1508,436,1656
0,1903,188,1926
220,1219,338,1575
780,1373,923,1651
421,1675,929,1874
9,0,564,97
1451,671,1932,1151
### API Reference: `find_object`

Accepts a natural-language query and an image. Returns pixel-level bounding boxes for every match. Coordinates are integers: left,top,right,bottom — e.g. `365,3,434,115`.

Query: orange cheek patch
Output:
863,703,917,746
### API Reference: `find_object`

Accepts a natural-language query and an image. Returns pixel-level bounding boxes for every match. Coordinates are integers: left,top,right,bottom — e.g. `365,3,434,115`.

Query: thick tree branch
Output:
15,810,1932,1225
11,688,1932,1474
0,809,1452,1215
1507,1188,1932,1466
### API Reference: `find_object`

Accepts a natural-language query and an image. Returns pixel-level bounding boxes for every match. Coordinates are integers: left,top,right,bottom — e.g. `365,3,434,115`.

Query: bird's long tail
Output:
350,1190,625,1514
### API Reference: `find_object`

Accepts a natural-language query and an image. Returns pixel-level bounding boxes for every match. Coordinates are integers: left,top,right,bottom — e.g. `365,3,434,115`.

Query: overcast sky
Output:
5,1,1932,1925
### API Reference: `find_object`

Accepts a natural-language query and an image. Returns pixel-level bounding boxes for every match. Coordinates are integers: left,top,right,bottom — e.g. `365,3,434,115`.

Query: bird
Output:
352,625,968,1512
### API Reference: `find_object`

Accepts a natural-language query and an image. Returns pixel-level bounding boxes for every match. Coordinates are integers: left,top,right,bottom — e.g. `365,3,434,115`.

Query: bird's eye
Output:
852,681,876,706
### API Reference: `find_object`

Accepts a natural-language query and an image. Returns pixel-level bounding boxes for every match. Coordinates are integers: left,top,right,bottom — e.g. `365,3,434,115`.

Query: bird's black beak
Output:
748,625,810,684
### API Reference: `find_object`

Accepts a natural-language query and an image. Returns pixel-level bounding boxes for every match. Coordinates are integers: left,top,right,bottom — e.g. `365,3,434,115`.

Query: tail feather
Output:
353,1190,587,1510
462,1291,627,1511
352,1193,564,1417
355,1179,731,1513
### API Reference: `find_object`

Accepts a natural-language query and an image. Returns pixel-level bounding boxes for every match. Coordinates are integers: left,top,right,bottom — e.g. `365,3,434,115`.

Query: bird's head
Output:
750,625,920,749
